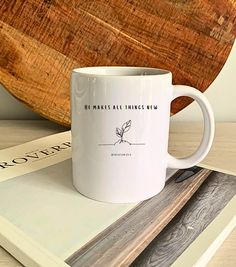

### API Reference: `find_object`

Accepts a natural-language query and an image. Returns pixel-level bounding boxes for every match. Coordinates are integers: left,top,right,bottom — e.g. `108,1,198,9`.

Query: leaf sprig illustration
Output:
115,120,132,144
116,127,122,138
98,119,145,146
122,120,131,133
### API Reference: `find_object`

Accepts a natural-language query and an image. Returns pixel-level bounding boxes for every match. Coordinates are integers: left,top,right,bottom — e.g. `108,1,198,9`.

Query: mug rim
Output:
72,66,171,77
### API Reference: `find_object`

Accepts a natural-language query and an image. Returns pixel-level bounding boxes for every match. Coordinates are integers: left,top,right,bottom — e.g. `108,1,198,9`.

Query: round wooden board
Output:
0,0,235,127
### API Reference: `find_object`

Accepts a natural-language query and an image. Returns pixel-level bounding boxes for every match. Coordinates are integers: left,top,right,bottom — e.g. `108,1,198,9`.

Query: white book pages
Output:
0,131,177,266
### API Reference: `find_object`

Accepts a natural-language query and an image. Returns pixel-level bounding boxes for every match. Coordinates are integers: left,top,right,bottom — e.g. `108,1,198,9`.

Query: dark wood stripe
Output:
131,171,236,267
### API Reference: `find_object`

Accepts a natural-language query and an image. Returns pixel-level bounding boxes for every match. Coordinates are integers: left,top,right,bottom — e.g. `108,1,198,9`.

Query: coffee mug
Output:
71,67,214,203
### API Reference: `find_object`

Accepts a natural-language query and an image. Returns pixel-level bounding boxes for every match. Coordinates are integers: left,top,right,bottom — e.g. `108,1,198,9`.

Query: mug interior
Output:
73,66,170,77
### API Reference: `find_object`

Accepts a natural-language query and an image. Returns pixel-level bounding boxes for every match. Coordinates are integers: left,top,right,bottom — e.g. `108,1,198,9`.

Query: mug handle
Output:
167,85,215,169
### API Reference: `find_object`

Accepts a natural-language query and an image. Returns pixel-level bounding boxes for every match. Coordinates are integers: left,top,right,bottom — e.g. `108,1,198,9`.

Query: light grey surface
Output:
0,42,236,122
0,84,41,119
0,159,137,259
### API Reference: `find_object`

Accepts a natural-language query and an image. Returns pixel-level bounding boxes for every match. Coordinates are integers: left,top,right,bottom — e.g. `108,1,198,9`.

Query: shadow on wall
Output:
171,41,236,122
0,84,42,120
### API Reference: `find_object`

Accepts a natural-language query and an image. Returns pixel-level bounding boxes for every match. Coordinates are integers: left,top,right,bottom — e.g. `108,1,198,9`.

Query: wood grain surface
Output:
66,169,212,267
131,171,236,267
1,1,235,126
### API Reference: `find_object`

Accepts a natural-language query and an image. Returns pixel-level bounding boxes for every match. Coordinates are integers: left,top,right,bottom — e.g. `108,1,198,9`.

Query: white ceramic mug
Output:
71,67,214,203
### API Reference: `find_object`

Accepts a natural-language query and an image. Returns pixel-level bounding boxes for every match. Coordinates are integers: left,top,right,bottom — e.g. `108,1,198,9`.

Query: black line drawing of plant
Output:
114,120,132,145
98,120,145,146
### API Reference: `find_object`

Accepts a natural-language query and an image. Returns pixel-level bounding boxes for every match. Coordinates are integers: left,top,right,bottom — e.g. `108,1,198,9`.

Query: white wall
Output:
0,42,235,122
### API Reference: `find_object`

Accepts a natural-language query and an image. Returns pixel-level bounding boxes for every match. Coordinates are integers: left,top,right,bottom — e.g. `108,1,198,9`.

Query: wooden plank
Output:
65,169,212,267
169,122,236,175
0,1,235,126
0,21,78,126
131,172,236,267
0,120,67,149
171,196,236,267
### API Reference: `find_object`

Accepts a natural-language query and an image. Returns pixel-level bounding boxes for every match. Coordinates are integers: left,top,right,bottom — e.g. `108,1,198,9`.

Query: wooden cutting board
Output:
0,0,235,126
